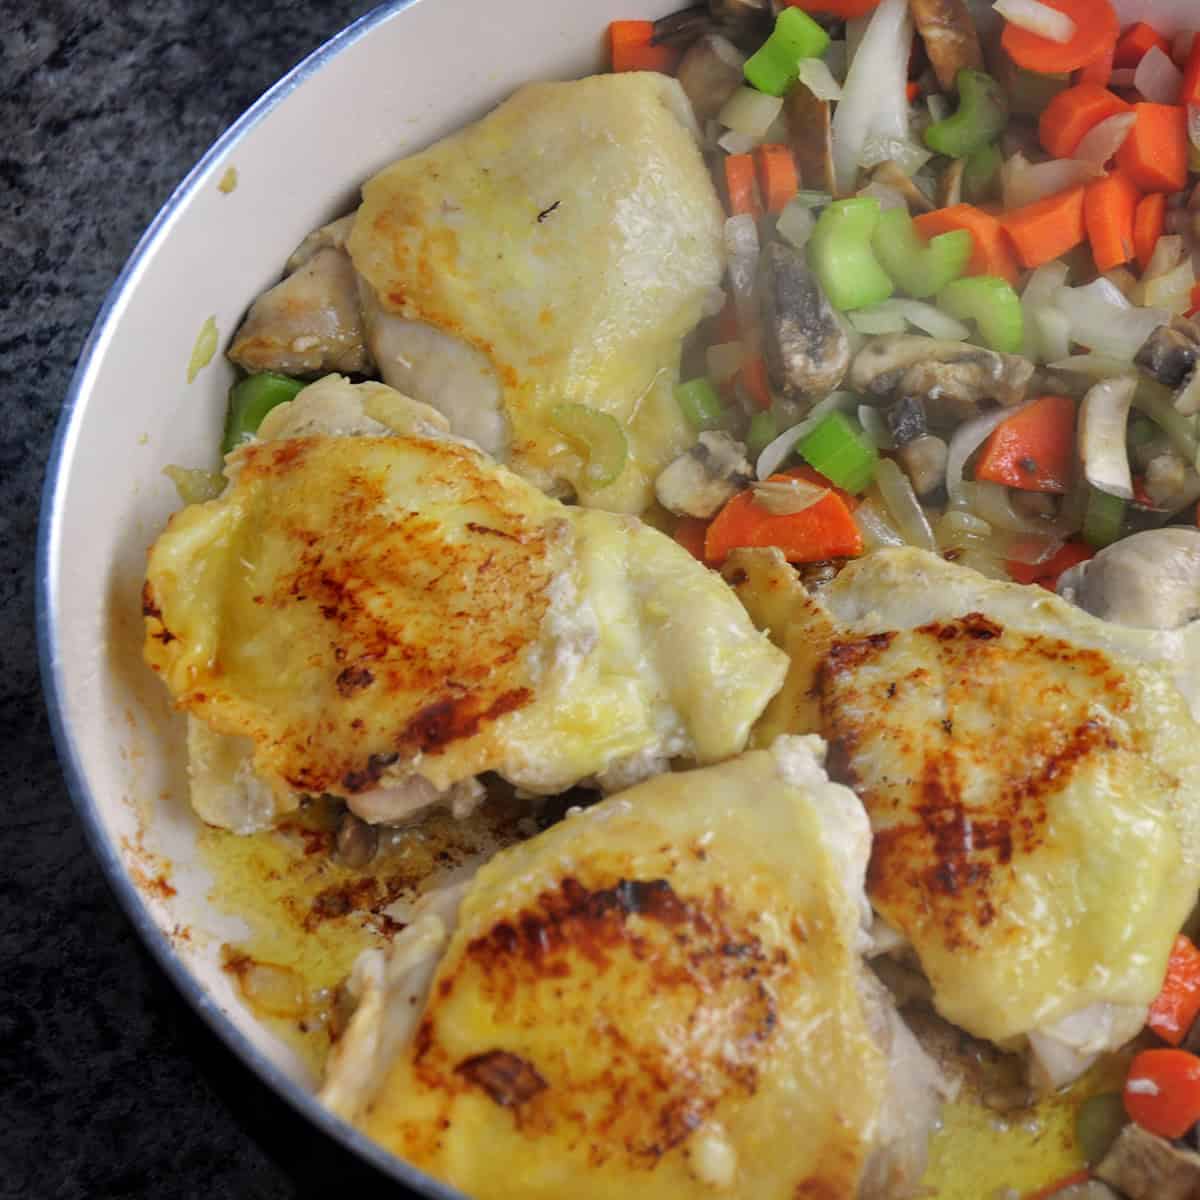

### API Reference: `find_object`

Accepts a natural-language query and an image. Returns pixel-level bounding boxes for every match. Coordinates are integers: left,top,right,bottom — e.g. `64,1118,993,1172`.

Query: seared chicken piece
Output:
228,217,370,378
143,379,786,833
321,738,945,1200
724,548,1200,1087
347,73,724,512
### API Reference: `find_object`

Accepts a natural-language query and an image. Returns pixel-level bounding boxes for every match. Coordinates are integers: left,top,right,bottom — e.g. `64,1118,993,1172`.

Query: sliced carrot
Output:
724,153,763,219
1001,0,1118,75
1007,540,1093,589
976,394,1076,493
674,516,710,563
913,204,1020,285
1116,103,1189,194
1182,32,1200,107
1085,171,1140,272
1113,22,1170,70
704,470,863,565
1077,43,1114,87
1024,1169,1092,1200
1038,83,1131,159
906,80,920,103
1187,282,1200,319
1124,1049,1200,1138
740,354,773,411
608,21,681,74
755,144,799,215
783,0,882,17
1133,191,1166,271
1149,935,1200,1047
1000,185,1087,270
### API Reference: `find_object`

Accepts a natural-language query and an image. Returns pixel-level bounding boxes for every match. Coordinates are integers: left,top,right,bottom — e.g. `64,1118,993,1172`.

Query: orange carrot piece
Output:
1187,282,1200,319
1133,191,1166,270
1000,185,1087,270
1149,935,1200,1047
1113,22,1170,69
608,21,680,74
755,144,799,215
1182,33,1200,106
704,470,863,565
1038,83,1131,158
1125,1049,1200,1138
740,354,773,411
1085,171,1140,272
724,153,763,219
976,394,1076,493
1024,1169,1092,1200
1077,43,1114,87
906,80,920,103
674,516,710,563
1002,0,1118,75
1007,540,1093,589
1116,103,1189,193
784,0,882,17
913,204,1020,285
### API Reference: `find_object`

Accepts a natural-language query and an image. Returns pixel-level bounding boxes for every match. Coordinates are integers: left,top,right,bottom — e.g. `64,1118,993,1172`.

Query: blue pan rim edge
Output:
34,3,464,1195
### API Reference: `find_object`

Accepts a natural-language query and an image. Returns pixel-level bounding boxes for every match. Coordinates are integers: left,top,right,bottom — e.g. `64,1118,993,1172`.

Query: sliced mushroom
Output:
708,0,772,46
1096,1122,1200,1200
849,334,1035,421
938,158,965,209
675,33,746,125
885,395,928,446
784,82,836,196
654,431,752,518
1134,317,1200,389
1144,452,1196,510
1056,528,1200,630
652,5,717,47
896,435,948,500
909,0,984,95
758,242,850,405
872,161,935,214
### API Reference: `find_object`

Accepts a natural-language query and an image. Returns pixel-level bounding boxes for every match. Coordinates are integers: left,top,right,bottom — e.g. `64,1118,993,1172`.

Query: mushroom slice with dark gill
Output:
908,0,984,95
675,32,746,124
785,81,837,196
654,430,752,518
758,241,850,406
849,334,1034,421
1096,1122,1200,1200
1134,316,1200,388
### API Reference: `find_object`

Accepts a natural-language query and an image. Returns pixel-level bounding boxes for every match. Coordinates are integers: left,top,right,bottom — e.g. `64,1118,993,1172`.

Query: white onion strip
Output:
1074,112,1137,166
875,457,936,550
1134,45,1184,105
755,392,857,480
993,0,1076,44
945,404,1026,504
1078,376,1136,500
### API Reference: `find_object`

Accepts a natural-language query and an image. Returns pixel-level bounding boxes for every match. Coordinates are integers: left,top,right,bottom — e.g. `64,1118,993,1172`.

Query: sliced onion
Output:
1103,267,1139,301
849,304,909,335
717,129,758,156
1143,233,1186,281
1048,353,1140,379
1078,375,1136,499
1134,45,1184,105
1074,112,1137,166
858,404,895,449
1031,306,1072,364
751,478,830,515
856,180,909,212
793,189,833,209
945,404,1027,504
797,57,843,102
755,392,857,479
891,299,970,341
854,495,907,549
968,479,1071,536
859,135,931,175
1022,261,1070,360
724,215,761,352
777,199,816,249
1005,533,1067,565
875,457,936,549
831,0,913,195
1142,259,1196,312
1054,279,1169,360
938,509,992,541
706,341,744,385
1002,154,1103,210
719,86,784,139
993,0,1075,43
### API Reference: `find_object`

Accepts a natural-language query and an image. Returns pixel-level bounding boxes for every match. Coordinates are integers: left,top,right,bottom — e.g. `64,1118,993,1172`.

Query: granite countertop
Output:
1,4,417,1196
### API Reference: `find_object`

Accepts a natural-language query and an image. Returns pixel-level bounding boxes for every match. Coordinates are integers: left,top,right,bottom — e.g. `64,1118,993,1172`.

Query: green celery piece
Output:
746,409,779,458
222,372,306,453
872,208,971,299
675,378,725,431
963,143,1002,204
797,410,878,494
744,7,830,97
937,275,1024,353
807,198,894,312
924,69,1008,160
1075,1093,1127,1167
550,403,628,487
1083,486,1126,549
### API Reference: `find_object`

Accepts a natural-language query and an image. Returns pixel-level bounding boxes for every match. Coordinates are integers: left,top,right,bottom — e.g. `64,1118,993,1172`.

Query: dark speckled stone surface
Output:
1,4,423,1196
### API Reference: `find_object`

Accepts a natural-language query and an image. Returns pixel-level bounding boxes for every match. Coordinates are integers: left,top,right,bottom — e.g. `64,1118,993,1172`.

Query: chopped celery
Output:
1076,1093,1127,1166
807,198,894,312
923,69,1008,160
744,8,830,97
872,208,972,299
1083,486,1126,548
550,403,628,487
936,275,1024,354
222,372,306,453
797,410,878,494
675,378,725,431
963,143,1002,204
747,410,779,458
